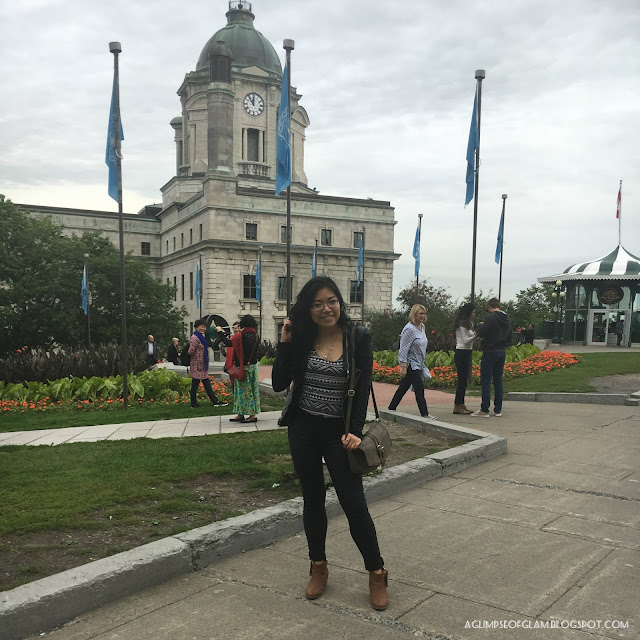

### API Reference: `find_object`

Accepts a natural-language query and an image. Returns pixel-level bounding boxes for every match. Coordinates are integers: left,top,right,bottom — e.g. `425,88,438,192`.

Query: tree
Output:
363,308,406,351
0,196,187,355
507,283,555,331
396,279,456,336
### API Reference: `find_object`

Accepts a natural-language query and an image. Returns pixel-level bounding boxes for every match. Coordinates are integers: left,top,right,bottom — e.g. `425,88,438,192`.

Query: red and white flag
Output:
616,185,622,219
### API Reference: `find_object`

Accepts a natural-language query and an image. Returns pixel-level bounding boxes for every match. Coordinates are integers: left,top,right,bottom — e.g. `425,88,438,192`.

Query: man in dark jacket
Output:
472,298,511,417
142,334,158,366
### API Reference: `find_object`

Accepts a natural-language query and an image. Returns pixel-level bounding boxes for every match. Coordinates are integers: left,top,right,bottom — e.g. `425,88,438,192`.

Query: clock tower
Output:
166,0,311,199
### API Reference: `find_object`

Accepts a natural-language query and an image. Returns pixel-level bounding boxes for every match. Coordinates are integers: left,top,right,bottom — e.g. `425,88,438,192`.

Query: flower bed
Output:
0,375,231,414
373,351,580,388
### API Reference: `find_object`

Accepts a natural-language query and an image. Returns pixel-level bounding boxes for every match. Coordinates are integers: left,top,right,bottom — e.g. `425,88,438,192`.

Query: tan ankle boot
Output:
462,404,473,414
369,568,389,610
453,404,468,415
305,561,328,599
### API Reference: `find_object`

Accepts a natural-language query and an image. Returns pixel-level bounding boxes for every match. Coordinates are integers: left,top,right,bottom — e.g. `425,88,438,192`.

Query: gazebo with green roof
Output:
538,244,640,346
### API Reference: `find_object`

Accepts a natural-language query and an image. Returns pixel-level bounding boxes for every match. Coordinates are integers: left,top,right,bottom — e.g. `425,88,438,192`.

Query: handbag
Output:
345,327,392,475
228,336,258,384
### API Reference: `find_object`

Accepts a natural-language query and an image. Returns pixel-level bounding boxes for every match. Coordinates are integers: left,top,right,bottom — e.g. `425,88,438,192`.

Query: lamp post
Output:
551,280,567,344
84,253,91,345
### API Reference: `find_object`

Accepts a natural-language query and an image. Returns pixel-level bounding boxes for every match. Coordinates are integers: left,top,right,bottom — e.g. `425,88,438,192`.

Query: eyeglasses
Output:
311,298,340,311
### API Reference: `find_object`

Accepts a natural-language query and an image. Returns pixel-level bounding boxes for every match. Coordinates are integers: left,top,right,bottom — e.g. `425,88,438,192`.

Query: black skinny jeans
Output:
288,411,384,572
190,377,219,407
454,349,473,405
388,367,428,416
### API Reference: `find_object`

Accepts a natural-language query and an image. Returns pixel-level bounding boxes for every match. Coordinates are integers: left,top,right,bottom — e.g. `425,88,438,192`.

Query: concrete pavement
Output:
14,400,639,640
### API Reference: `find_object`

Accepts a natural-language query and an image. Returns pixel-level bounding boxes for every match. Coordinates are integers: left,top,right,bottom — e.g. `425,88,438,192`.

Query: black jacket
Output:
217,330,259,365
166,344,180,365
475,310,512,352
272,326,372,436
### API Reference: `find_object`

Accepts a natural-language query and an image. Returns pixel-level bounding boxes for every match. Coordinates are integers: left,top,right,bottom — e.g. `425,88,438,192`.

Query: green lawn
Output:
0,395,284,433
464,352,640,395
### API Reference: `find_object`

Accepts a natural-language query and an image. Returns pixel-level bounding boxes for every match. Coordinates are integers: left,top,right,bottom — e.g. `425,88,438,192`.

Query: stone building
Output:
20,1,398,341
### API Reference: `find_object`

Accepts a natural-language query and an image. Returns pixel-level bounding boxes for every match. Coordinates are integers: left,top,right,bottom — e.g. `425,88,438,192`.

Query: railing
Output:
229,1,252,11
238,162,270,178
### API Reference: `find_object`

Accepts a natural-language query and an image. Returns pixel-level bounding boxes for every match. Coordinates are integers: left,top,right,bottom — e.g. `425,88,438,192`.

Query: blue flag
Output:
465,90,478,206
105,77,124,202
195,263,201,308
412,223,421,278
311,243,317,278
255,257,261,303
357,236,364,286
495,210,504,264
275,63,291,195
81,265,88,315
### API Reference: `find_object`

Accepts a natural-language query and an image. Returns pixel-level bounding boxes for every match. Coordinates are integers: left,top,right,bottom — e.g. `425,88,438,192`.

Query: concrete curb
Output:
506,391,640,406
0,414,506,640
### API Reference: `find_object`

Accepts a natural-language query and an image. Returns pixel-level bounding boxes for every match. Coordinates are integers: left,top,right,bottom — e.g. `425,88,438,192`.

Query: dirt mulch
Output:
587,373,640,395
1,420,467,592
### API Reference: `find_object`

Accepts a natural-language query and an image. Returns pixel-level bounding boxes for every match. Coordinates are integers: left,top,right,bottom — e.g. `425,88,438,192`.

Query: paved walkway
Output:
18,400,639,640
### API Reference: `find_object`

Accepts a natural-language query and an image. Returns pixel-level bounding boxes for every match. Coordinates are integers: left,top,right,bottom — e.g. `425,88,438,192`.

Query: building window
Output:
350,280,363,303
243,274,257,299
166,278,170,285
173,276,177,301
276,322,284,338
166,240,169,254
141,242,151,256
173,237,176,251
199,224,203,240
247,128,259,162
190,272,194,300
181,274,185,301
189,228,193,245
181,233,184,249
278,276,293,300
280,225,292,243
246,222,257,240
353,231,363,249
189,322,193,335
321,229,332,246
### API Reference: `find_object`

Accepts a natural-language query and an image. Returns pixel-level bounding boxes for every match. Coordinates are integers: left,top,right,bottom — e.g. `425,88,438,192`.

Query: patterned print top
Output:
298,351,347,418
398,322,428,371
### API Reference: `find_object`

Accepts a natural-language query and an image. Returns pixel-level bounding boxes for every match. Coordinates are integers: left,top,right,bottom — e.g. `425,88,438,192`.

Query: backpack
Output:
180,344,191,367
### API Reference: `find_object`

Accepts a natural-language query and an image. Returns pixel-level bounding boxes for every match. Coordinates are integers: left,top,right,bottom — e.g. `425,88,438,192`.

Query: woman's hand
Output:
341,433,361,450
399,362,407,375
280,318,293,342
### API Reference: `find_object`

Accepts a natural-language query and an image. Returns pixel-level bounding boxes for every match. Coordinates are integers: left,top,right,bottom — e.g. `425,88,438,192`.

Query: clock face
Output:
243,93,264,116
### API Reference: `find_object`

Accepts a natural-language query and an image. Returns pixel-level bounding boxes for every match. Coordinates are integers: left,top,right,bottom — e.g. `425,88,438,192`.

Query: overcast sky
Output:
2,0,639,305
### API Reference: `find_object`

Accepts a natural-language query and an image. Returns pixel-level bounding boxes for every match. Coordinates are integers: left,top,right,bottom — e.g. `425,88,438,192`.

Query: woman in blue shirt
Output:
388,304,437,419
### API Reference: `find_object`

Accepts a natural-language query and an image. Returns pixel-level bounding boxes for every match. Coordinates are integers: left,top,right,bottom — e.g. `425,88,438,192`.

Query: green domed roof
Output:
196,3,282,77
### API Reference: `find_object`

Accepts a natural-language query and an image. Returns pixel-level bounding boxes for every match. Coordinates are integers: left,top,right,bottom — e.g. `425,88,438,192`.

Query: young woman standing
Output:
271,277,389,611
453,303,476,415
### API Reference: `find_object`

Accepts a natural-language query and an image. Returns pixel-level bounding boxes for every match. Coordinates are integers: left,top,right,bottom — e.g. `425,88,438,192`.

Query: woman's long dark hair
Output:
288,277,352,377
453,302,475,331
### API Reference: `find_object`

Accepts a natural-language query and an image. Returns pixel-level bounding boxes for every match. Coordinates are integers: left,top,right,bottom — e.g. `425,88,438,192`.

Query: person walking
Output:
271,276,389,611
166,337,180,365
387,304,437,420
188,319,228,409
452,303,475,415
472,298,512,418
217,315,261,424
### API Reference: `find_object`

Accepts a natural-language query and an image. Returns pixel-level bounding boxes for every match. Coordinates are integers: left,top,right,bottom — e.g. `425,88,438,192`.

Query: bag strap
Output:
370,382,380,420
345,326,357,438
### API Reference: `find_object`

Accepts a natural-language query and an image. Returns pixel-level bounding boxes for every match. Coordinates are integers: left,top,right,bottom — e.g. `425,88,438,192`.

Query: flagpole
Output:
618,180,622,246
283,39,294,316
361,226,366,325
470,69,485,306
84,253,91,346
258,245,263,338
312,238,318,278
416,214,423,289
498,194,507,301
198,253,203,313
110,41,128,409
